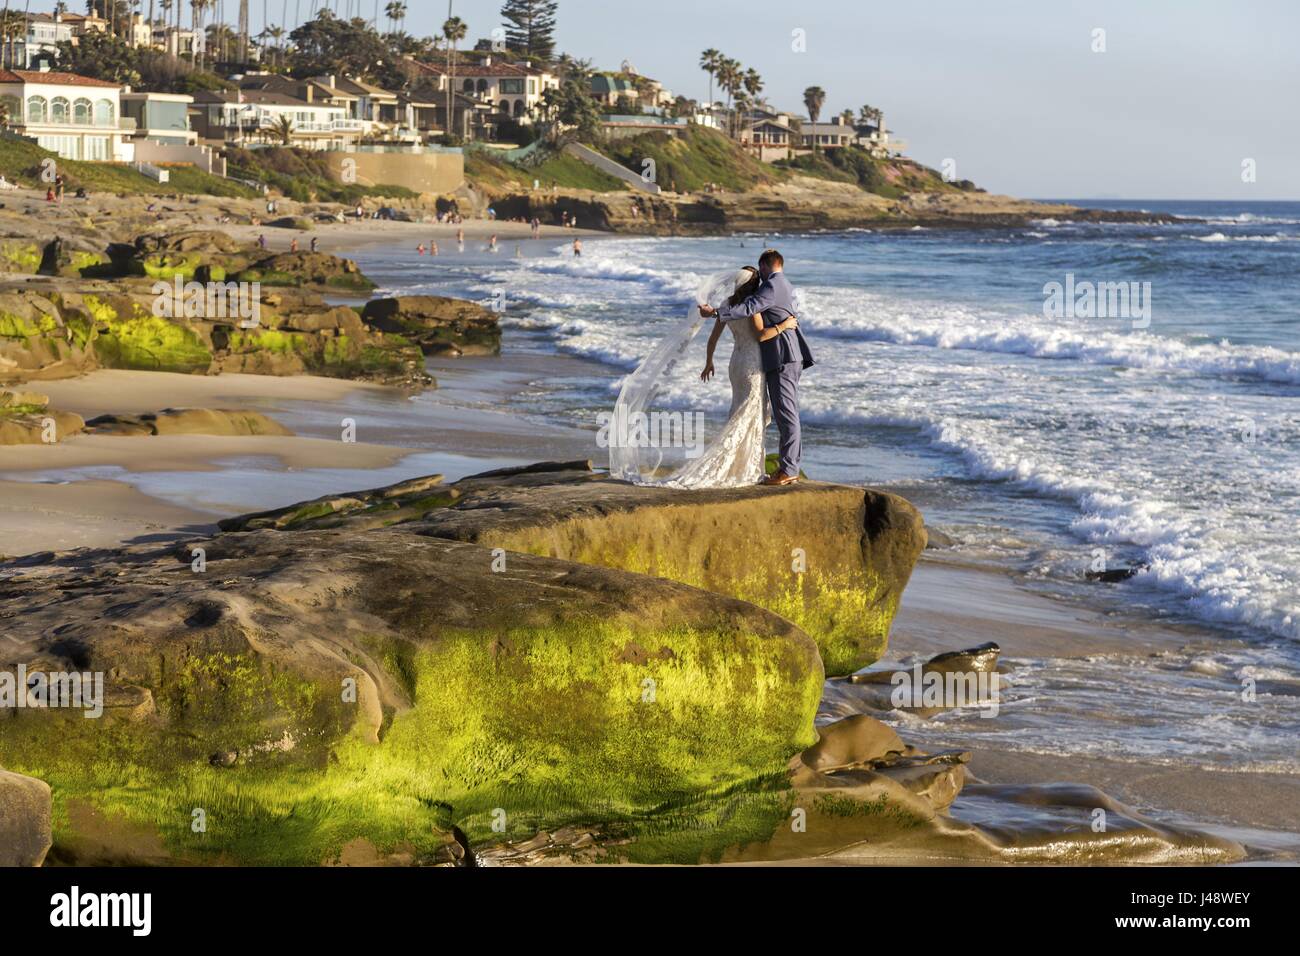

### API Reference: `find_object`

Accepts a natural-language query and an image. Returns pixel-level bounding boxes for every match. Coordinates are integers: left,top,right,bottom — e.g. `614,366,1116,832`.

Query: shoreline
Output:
4,361,1296,856
2,220,1294,865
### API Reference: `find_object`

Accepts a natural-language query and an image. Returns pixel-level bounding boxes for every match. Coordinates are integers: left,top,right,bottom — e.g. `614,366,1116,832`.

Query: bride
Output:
607,267,799,489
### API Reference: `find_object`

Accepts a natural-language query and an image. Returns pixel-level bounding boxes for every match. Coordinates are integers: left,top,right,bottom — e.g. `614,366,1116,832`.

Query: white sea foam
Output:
494,241,1300,644
805,289,1300,385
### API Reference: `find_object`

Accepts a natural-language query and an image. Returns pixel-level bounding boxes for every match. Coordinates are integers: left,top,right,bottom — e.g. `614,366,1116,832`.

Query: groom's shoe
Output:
760,472,798,486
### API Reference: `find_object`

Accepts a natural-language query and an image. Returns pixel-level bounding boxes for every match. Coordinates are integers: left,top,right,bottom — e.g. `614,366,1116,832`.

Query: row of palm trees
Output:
73,0,414,69
699,50,884,151
698,48,763,138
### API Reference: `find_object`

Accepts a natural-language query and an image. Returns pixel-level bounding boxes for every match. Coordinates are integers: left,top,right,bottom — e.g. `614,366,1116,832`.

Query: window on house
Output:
26,96,47,123
50,97,70,123
94,99,114,126
73,98,92,125
499,79,524,94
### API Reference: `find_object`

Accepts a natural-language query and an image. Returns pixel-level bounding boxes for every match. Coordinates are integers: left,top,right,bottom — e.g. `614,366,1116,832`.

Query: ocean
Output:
350,200,1300,785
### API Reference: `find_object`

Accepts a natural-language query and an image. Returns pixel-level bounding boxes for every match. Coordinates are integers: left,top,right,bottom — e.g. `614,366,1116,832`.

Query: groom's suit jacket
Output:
716,271,815,374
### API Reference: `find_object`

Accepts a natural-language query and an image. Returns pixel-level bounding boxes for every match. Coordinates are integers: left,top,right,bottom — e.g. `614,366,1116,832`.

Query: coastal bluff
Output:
0,462,1241,865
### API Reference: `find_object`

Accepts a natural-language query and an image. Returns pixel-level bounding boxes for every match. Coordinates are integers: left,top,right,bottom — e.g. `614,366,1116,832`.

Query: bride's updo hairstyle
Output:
729,266,760,306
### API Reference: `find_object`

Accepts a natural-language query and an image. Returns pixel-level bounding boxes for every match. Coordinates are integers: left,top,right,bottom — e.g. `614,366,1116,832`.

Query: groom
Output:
700,249,814,486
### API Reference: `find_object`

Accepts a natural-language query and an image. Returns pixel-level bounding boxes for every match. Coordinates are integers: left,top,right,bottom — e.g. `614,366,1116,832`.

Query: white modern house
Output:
191,87,360,149
0,67,133,161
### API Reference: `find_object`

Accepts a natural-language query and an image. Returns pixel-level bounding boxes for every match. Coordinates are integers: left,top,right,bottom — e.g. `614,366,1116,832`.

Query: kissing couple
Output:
609,248,814,489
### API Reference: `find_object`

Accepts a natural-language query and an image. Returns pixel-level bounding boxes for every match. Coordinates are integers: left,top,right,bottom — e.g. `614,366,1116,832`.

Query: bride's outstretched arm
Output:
754,313,798,342
700,317,725,381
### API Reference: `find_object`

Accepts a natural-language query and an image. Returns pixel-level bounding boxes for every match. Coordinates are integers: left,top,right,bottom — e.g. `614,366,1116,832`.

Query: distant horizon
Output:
1036,197,1300,203
22,0,1300,200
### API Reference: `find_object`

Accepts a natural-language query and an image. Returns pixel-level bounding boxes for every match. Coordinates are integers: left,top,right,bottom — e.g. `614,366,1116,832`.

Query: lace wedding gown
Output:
608,270,769,489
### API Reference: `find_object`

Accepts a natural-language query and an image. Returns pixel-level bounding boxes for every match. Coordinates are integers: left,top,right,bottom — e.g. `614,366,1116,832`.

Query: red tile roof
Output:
0,69,121,88
412,60,546,78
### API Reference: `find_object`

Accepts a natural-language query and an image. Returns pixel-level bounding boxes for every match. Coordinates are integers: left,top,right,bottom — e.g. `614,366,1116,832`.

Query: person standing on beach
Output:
488,234,498,253
310,237,318,253
430,241,438,256
573,238,582,257
258,234,267,249
290,237,299,253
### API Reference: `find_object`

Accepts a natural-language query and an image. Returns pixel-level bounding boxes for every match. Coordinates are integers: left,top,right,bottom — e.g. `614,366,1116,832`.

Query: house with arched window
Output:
408,56,557,136
0,68,132,162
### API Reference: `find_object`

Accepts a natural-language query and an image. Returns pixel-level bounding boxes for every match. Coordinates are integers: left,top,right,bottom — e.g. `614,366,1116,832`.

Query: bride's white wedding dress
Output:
607,270,769,489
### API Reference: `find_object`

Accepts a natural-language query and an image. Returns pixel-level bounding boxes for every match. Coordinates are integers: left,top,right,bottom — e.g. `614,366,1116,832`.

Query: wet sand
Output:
886,559,1300,854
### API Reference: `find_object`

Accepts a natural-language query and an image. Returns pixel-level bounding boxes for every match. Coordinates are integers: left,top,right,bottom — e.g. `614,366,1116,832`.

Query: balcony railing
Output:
20,115,135,130
230,116,366,134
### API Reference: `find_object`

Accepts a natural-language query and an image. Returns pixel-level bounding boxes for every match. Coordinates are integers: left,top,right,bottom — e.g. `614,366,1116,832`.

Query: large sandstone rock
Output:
0,769,53,866
220,462,926,676
361,295,501,356
0,469,827,864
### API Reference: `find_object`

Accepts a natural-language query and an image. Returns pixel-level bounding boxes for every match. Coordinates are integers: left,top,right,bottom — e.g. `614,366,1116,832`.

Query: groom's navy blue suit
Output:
716,270,814,477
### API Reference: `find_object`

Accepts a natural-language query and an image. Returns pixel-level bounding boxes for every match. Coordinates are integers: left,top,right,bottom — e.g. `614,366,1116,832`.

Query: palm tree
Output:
384,0,404,33
260,24,283,65
442,14,467,140
271,113,294,144
698,48,720,110
0,11,27,70
803,85,825,150
716,56,740,137
858,104,882,127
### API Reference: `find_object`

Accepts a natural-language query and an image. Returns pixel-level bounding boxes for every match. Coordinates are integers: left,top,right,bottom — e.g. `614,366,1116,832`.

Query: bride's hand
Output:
700,361,715,382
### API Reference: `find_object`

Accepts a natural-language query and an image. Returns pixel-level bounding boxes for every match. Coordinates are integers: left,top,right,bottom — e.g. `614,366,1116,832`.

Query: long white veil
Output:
607,270,738,483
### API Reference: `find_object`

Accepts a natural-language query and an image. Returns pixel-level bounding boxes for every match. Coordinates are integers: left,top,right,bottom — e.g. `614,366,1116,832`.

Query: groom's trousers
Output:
765,362,802,477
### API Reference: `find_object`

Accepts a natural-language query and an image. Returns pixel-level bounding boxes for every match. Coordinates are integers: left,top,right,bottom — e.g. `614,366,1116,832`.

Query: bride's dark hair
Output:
728,266,761,307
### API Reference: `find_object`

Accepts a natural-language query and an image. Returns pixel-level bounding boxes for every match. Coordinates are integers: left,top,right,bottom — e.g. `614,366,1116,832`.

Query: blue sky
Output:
46,0,1300,199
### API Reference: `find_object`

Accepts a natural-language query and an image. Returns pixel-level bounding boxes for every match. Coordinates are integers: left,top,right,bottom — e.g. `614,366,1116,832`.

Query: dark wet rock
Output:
37,237,68,277
1087,564,1147,583
926,641,1000,674
361,295,501,355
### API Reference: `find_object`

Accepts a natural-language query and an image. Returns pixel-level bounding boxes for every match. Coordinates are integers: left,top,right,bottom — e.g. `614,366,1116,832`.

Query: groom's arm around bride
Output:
699,249,814,374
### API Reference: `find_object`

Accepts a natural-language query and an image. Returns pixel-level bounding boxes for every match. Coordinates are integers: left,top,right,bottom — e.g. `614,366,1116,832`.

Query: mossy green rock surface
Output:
0,465,842,865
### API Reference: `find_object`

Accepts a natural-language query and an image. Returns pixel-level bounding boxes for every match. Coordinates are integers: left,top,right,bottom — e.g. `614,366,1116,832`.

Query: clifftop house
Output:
0,67,132,161
410,56,557,123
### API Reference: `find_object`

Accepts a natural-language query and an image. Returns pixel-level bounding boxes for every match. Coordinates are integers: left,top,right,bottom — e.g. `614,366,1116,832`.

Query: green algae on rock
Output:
0,519,823,865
